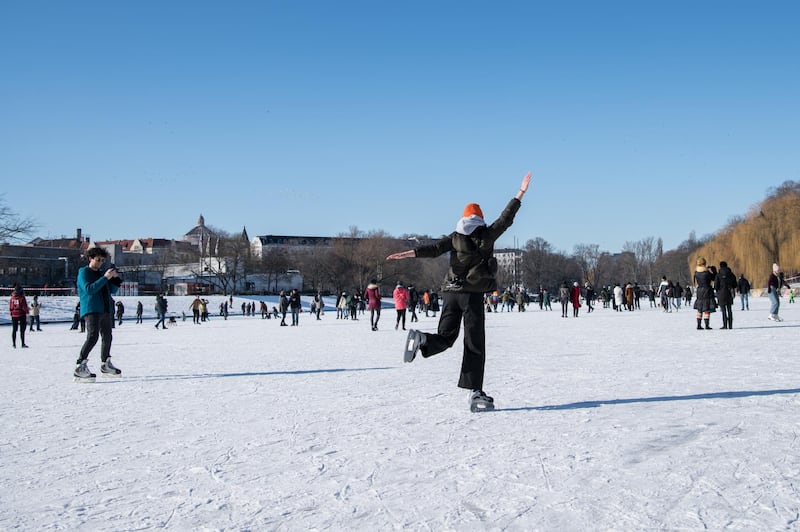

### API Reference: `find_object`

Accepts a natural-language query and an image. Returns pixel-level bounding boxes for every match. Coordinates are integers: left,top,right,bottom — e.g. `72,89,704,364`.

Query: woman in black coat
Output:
714,261,737,329
693,257,716,330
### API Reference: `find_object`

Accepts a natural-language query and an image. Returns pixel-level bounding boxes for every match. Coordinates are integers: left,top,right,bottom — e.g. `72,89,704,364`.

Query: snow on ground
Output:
1,294,799,530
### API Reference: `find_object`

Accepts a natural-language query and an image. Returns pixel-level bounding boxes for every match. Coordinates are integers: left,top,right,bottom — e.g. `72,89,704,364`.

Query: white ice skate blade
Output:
470,403,495,413
73,376,96,383
100,372,122,377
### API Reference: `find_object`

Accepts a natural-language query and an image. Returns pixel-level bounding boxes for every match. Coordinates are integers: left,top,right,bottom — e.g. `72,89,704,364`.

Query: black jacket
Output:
414,198,521,293
714,266,737,305
737,276,751,294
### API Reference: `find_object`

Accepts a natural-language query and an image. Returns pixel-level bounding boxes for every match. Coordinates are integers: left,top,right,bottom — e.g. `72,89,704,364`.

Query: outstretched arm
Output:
386,250,416,260
515,171,532,201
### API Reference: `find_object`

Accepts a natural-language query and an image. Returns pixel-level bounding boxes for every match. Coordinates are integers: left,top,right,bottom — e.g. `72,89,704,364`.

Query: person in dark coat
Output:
289,288,301,326
737,274,751,311
278,291,289,325
693,257,716,330
584,282,595,313
154,294,168,329
386,172,531,410
559,281,570,317
115,300,125,326
407,285,419,323
714,261,737,329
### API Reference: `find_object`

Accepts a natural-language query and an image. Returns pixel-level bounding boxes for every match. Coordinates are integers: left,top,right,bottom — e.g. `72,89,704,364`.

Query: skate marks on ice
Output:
490,386,800,412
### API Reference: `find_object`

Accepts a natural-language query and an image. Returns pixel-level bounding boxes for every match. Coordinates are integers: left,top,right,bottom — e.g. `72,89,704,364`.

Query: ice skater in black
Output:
387,172,531,411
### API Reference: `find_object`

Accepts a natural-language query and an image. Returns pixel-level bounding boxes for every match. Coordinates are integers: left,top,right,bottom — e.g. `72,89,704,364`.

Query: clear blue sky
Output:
2,1,798,253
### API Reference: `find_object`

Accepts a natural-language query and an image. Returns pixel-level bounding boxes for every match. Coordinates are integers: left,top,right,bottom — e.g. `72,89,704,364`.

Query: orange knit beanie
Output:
462,203,484,218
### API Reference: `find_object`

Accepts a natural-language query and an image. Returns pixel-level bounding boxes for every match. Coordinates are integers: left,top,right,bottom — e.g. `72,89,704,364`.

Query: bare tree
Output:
0,196,36,242
194,231,250,295
572,243,602,285
260,248,291,293
622,236,660,285
521,237,553,289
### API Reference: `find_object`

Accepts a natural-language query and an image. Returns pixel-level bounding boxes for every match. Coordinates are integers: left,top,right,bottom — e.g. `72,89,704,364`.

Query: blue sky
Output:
1,1,798,253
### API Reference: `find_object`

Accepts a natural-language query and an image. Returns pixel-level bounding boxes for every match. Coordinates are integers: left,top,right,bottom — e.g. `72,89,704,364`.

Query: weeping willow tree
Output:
691,181,800,288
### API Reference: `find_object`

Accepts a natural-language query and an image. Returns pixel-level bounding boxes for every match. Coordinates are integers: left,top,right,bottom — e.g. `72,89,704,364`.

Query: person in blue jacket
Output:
73,247,123,380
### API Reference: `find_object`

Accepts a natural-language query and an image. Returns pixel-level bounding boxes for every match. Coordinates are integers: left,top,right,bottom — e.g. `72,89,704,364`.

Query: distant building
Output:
494,248,523,272
250,234,334,259
0,243,82,290
184,214,220,256
1,229,89,290
29,228,92,254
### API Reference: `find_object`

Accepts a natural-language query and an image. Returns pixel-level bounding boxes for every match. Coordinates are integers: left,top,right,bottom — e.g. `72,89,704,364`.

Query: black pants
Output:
420,292,486,391
12,316,27,346
78,312,113,363
29,315,41,331
395,309,406,329
720,304,733,327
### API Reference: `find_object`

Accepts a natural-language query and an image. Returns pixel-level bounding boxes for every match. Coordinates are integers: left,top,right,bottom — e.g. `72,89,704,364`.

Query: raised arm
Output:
515,171,532,201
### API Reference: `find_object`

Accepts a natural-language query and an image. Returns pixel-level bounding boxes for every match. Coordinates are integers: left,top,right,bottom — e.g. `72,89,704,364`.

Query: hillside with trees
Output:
691,180,800,290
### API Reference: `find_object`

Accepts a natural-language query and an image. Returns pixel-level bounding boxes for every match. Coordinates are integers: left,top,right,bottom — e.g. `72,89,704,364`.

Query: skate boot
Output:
101,358,122,376
403,329,425,363
470,390,495,413
74,360,96,382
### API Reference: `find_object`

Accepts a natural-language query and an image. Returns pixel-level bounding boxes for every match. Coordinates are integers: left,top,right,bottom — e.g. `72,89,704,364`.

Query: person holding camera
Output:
73,247,122,380
386,171,531,412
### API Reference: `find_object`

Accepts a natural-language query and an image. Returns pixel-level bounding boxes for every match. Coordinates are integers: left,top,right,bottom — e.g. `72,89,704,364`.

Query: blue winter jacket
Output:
78,265,118,317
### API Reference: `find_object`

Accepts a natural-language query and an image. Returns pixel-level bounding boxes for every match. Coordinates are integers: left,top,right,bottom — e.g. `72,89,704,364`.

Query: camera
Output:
108,263,123,286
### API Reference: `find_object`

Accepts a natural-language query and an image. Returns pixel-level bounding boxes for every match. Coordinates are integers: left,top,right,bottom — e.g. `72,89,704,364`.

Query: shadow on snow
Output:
96,366,394,384
494,387,800,412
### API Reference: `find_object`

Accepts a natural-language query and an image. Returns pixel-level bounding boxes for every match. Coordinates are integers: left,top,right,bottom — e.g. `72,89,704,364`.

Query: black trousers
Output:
12,316,27,345
420,292,486,390
720,304,733,326
78,312,113,363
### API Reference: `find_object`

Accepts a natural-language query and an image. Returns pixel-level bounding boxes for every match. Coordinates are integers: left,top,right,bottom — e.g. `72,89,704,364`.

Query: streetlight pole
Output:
58,257,69,281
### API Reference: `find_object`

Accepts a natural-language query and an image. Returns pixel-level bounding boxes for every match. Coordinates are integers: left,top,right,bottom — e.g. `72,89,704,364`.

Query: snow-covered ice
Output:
1,294,799,530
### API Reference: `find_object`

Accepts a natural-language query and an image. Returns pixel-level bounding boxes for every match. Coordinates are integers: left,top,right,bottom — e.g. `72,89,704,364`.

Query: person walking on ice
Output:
386,171,531,412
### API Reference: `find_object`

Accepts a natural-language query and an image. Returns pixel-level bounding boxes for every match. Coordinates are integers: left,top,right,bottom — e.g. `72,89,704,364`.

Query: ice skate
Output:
403,329,425,363
470,390,495,413
101,359,122,377
73,361,96,382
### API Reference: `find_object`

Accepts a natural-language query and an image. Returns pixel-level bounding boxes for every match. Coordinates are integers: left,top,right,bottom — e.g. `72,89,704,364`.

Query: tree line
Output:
4,181,797,295
692,180,800,288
